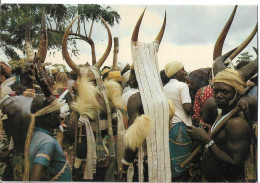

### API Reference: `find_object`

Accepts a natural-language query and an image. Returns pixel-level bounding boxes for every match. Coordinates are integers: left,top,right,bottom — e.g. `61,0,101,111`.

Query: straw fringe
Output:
35,100,63,117
124,115,153,151
104,79,125,109
71,76,101,120
0,76,16,100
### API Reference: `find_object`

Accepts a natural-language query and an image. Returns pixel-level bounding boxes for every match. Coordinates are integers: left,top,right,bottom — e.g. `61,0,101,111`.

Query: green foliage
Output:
78,4,120,25
236,51,253,64
0,4,120,62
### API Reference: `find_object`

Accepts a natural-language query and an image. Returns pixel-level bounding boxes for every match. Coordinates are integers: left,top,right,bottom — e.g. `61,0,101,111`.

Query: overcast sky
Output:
0,1,258,72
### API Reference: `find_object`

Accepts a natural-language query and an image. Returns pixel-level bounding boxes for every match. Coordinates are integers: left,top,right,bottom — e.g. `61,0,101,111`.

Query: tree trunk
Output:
25,25,35,61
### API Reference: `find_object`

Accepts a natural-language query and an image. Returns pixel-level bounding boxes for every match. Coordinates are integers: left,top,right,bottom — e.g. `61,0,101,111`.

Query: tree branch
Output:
77,16,80,34
46,16,52,30
48,28,92,44
88,18,94,39
83,17,88,37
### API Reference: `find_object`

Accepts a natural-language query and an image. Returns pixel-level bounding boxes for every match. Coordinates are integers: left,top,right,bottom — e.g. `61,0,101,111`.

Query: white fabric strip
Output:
116,109,125,174
79,115,97,180
138,145,144,182
131,41,171,182
211,111,231,131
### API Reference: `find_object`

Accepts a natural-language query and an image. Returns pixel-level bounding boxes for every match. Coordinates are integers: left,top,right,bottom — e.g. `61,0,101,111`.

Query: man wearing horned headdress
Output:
62,15,126,181
187,60,257,181
122,9,174,182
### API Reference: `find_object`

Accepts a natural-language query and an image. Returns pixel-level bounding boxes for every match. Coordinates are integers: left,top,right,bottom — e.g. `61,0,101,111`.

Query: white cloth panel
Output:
131,41,171,182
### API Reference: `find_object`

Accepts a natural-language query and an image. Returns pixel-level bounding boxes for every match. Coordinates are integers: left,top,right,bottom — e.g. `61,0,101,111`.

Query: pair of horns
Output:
62,15,112,73
213,5,258,79
132,8,166,44
213,48,258,82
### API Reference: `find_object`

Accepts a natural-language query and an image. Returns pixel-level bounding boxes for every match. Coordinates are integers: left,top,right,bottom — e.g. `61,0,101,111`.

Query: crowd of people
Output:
0,6,258,183
0,55,258,182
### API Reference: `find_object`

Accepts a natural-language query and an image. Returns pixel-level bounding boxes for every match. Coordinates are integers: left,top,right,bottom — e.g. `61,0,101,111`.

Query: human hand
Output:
186,126,211,145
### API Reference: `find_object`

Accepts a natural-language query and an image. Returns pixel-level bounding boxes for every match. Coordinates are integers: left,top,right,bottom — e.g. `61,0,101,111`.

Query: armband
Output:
205,140,215,149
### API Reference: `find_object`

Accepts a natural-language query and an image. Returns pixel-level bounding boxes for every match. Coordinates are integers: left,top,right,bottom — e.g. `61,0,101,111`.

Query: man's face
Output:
175,67,187,82
213,82,235,109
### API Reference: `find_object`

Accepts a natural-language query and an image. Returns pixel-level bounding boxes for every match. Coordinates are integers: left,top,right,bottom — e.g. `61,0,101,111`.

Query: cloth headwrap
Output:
164,61,184,78
101,68,110,76
212,68,246,94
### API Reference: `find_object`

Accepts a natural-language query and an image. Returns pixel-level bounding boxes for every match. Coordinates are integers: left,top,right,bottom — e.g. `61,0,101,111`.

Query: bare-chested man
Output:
186,64,257,182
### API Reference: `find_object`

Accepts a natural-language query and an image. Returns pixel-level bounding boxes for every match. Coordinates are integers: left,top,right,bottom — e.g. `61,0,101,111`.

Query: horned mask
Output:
130,8,171,182
62,15,112,79
212,5,258,81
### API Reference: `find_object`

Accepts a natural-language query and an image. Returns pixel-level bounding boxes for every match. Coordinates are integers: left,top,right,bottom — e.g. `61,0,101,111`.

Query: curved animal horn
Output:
213,47,237,76
37,10,48,63
131,8,146,42
155,11,166,44
229,23,258,60
238,59,258,82
62,15,80,73
95,15,112,69
213,5,237,60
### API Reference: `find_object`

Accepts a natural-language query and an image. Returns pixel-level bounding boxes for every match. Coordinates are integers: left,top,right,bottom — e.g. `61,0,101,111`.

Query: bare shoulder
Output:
202,97,218,125
241,95,258,121
203,97,216,109
127,92,142,109
225,115,251,138
127,92,142,126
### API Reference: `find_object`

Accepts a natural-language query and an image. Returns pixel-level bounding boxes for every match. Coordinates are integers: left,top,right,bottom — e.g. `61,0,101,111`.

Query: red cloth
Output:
192,85,213,123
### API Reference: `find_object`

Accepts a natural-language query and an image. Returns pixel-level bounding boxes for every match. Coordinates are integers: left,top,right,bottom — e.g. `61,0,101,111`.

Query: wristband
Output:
205,140,215,149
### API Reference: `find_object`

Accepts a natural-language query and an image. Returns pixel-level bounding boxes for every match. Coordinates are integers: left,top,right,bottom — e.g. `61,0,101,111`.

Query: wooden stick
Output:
23,114,36,181
112,37,119,71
